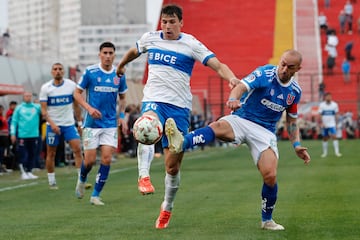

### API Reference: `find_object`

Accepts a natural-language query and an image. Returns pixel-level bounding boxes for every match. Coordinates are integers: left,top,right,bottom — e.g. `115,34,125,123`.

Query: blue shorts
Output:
322,127,336,137
141,102,190,148
46,125,80,146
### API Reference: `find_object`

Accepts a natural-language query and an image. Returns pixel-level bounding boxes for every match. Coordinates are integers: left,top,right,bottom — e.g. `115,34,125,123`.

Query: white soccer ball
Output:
133,115,163,145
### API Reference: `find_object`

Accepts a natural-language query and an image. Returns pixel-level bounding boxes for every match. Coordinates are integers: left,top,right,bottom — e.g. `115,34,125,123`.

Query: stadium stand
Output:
317,0,359,116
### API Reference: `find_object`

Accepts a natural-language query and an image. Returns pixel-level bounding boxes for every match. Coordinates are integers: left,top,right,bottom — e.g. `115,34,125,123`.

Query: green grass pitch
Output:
0,139,359,240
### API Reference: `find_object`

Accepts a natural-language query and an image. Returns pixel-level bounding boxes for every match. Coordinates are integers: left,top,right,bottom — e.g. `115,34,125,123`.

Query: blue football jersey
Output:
78,63,128,128
233,64,302,133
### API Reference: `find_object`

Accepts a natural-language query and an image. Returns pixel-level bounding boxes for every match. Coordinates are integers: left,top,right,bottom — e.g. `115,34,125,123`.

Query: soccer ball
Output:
133,115,163,145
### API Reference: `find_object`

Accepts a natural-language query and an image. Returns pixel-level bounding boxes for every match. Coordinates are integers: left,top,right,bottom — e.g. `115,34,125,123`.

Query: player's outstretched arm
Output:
116,47,140,77
286,115,311,165
206,57,240,89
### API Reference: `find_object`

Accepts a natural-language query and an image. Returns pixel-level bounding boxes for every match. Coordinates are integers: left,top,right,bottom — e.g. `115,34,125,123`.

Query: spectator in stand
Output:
324,0,330,8
10,92,42,179
319,82,326,101
338,10,347,34
0,105,10,174
341,58,351,84
318,12,328,33
325,31,338,75
344,0,354,34
344,41,355,61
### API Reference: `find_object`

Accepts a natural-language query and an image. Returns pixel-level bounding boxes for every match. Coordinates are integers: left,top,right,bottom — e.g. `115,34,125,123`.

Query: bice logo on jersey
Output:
149,51,177,64
113,76,120,85
286,94,295,105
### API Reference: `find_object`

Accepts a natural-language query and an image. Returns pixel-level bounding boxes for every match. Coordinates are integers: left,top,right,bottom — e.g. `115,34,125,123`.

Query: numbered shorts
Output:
46,125,80,146
82,127,118,150
220,115,279,165
140,102,190,148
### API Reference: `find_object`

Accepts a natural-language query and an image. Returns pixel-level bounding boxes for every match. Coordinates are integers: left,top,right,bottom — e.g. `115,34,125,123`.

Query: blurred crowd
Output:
1,97,359,176
276,111,359,140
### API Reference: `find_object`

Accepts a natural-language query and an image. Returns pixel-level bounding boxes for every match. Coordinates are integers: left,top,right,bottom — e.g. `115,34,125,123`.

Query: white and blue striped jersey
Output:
39,78,77,126
137,31,215,110
318,101,338,128
78,63,128,128
233,64,302,134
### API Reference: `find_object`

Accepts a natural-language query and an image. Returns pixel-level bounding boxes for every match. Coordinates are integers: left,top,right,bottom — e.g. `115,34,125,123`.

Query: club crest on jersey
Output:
113,76,120,85
254,70,262,77
286,94,295,105
244,74,256,83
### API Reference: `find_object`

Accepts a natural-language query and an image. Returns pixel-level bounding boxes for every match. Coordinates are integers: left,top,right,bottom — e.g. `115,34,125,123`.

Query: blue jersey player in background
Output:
166,49,311,230
74,41,128,205
117,4,239,228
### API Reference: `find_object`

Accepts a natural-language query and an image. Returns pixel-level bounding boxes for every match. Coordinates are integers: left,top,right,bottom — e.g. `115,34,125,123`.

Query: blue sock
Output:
183,126,215,150
92,164,110,197
261,183,278,221
79,161,92,183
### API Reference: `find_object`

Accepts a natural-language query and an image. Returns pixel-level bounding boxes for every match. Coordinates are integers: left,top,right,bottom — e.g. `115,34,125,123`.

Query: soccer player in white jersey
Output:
318,92,342,157
74,42,128,206
39,63,83,189
116,4,240,228
165,49,311,230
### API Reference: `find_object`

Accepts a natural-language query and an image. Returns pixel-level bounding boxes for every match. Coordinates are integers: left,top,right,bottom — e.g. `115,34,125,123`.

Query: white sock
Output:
19,164,26,174
322,141,328,155
76,168,81,183
47,172,56,185
333,140,340,154
137,143,154,178
162,172,180,212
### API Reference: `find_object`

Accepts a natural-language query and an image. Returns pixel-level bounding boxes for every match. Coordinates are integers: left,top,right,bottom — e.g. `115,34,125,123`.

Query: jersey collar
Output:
160,31,182,40
98,63,114,74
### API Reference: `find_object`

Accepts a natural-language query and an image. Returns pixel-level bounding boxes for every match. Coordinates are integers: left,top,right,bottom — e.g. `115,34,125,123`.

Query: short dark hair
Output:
9,101,17,105
52,62,63,68
161,4,183,21
99,41,116,52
